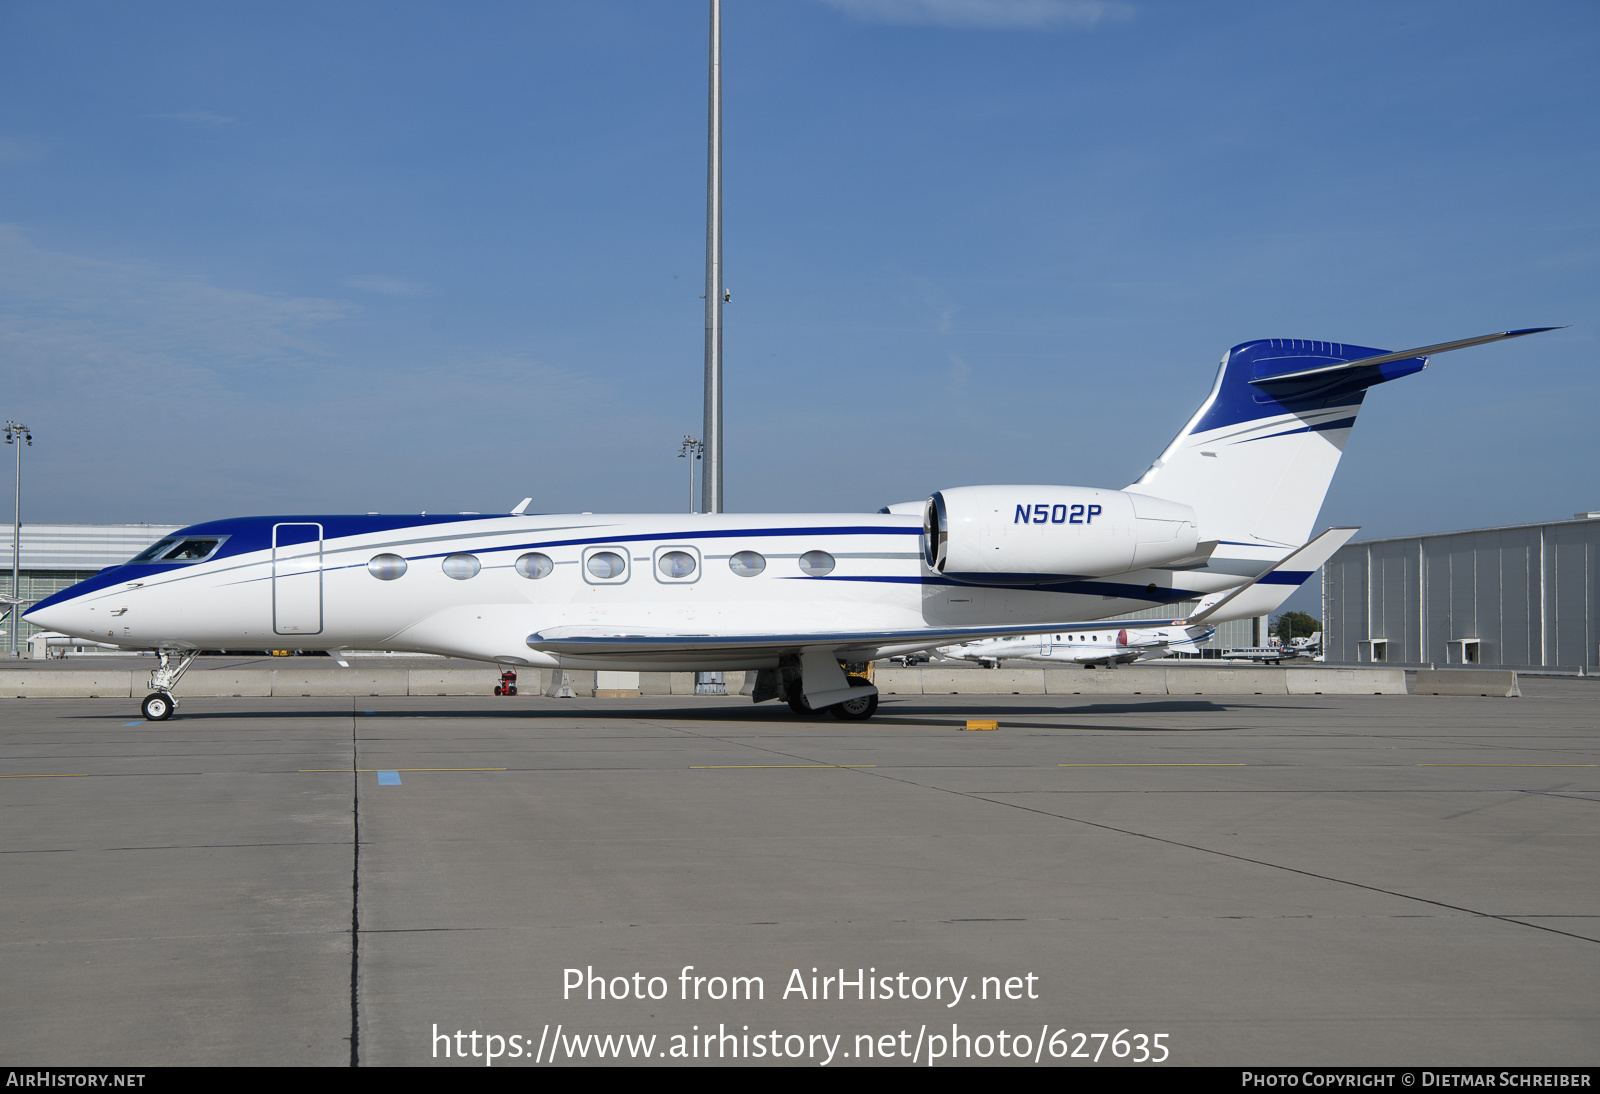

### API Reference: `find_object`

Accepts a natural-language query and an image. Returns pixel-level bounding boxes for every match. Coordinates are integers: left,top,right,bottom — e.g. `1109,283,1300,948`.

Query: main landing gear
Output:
761,653,881,721
783,677,878,720
140,649,197,721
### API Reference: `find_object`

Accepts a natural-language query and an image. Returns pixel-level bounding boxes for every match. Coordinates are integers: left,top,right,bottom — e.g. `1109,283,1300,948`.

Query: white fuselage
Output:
26,511,1257,671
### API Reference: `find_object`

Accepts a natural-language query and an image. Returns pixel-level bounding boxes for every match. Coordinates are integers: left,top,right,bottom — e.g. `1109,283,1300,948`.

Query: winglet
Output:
511,498,533,516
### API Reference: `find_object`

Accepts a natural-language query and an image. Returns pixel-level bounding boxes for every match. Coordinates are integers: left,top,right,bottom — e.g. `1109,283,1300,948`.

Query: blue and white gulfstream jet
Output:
25,328,1555,721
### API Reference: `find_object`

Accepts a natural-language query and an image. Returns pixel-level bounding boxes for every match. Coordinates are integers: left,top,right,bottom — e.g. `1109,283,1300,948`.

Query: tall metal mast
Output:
6,421,31,659
701,0,723,514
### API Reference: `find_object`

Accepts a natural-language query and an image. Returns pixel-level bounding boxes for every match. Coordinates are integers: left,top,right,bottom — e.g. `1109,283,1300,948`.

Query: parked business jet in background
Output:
936,525,1355,667
939,624,1214,668
24,328,1554,721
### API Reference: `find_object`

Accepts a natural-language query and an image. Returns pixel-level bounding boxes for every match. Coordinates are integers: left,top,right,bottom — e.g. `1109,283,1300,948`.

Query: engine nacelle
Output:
924,486,1200,582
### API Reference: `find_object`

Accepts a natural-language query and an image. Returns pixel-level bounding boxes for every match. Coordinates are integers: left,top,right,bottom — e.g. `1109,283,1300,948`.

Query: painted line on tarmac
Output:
690,764,877,769
377,771,401,785
1057,763,1248,767
1417,763,1595,767
299,767,508,772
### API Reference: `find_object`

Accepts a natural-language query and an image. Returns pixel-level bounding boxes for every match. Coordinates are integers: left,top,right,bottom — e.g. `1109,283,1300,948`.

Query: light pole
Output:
5,421,32,659
702,0,723,515
678,436,703,513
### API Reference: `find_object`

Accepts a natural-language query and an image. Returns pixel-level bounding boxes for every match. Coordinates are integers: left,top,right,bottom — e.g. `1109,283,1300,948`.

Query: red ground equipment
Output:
493,668,518,696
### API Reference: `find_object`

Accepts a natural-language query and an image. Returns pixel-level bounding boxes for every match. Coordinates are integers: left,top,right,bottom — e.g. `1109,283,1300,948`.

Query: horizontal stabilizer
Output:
1250,327,1561,387
1187,526,1359,625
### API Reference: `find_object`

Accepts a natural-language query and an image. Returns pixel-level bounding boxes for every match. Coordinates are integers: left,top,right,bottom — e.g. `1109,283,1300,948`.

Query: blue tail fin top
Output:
1193,339,1424,435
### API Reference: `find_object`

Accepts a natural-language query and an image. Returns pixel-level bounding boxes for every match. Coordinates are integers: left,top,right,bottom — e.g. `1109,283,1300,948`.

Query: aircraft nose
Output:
22,596,90,639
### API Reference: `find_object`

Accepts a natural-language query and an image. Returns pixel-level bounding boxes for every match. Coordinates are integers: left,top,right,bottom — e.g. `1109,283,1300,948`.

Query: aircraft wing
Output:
527,618,1197,662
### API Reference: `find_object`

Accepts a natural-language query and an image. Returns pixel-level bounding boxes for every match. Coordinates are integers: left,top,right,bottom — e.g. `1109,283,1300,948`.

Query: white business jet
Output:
939,625,1213,668
936,524,1357,667
24,328,1555,721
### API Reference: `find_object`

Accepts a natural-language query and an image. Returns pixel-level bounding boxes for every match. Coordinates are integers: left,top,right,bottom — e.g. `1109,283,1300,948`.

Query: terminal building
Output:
1322,512,1600,670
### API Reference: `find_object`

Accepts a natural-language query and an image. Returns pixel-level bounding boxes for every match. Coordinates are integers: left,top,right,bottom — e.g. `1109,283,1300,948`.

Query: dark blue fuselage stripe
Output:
401,524,919,563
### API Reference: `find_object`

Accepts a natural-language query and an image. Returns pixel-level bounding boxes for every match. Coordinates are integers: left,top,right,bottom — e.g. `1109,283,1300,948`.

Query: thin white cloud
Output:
0,223,345,377
815,0,1134,30
342,276,428,296
142,110,237,127
0,135,46,164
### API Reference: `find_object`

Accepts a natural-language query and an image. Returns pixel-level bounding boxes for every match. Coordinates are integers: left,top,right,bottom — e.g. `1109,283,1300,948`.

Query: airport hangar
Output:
4,520,1269,656
1324,510,1600,671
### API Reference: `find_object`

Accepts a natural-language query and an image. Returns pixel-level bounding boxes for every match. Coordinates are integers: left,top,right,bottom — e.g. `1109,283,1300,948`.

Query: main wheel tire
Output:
141,692,174,721
830,679,878,721
786,693,812,715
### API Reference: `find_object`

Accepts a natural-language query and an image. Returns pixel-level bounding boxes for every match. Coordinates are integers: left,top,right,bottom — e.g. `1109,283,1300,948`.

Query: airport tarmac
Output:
2,681,1595,1067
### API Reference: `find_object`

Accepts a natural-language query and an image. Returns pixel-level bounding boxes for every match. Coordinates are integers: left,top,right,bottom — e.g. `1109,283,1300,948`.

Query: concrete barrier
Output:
270,668,411,696
1414,669,1521,697
0,664,1428,699
407,668,502,696
0,671,133,698
1044,667,1168,695
178,670,274,697
872,668,924,695
1286,668,1407,695
917,668,1048,694
1166,667,1289,695
640,672,688,696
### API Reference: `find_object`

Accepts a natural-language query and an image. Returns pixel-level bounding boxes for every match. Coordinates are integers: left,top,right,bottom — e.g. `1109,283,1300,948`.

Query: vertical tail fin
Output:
1129,328,1556,548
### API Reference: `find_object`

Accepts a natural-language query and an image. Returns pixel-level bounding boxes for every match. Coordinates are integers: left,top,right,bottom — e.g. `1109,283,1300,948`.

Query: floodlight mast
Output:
679,435,703,513
6,421,31,659
701,0,723,515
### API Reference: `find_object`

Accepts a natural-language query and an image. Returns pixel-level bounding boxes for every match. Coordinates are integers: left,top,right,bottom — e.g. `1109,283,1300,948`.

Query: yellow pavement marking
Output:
298,767,508,772
690,764,876,769
1057,763,1247,767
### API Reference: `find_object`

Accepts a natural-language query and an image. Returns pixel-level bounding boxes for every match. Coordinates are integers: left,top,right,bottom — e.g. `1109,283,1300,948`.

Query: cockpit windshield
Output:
129,539,178,563
127,536,228,564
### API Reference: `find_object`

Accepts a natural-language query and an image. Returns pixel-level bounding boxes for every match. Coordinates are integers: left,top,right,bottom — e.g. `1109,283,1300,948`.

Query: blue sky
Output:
2,0,1595,613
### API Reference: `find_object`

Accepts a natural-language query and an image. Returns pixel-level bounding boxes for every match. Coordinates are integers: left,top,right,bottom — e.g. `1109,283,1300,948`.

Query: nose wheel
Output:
141,692,176,721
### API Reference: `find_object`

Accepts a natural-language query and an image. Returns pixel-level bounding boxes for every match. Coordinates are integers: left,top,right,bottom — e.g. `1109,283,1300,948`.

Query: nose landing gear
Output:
139,649,197,721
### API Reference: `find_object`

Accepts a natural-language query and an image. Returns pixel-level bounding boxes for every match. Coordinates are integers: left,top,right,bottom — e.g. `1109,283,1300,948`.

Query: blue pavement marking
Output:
123,722,144,727
377,771,401,786
363,711,376,714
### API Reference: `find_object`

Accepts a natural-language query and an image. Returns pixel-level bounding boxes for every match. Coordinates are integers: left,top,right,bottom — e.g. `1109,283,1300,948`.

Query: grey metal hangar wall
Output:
1323,513,1600,670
